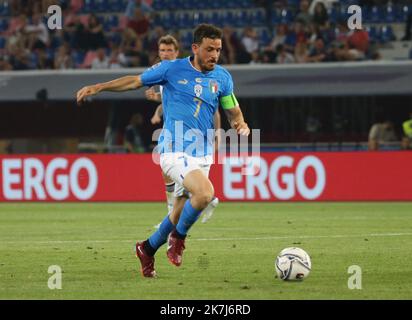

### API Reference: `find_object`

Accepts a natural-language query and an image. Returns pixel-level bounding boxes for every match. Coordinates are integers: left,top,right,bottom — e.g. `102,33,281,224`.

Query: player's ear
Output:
191,43,199,55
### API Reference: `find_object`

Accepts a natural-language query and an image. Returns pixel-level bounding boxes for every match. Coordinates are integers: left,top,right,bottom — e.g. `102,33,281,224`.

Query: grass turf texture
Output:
0,202,411,299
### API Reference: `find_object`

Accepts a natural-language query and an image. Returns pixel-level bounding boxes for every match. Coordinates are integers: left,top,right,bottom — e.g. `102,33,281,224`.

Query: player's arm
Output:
76,75,142,105
221,93,250,136
225,106,250,136
151,104,163,124
214,110,222,151
213,110,221,130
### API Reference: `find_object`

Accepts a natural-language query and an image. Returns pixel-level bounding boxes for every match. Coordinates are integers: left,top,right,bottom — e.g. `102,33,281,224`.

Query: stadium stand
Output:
0,0,411,71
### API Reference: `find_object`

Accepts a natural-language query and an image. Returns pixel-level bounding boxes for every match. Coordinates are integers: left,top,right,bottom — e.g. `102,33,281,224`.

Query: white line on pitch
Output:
1,232,412,245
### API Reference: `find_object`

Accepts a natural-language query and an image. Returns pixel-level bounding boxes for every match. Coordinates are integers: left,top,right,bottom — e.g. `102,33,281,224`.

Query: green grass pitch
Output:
0,202,411,299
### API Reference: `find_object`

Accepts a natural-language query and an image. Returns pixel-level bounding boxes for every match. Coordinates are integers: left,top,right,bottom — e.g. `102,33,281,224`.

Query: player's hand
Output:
145,87,157,101
76,84,101,105
234,121,250,136
151,113,162,124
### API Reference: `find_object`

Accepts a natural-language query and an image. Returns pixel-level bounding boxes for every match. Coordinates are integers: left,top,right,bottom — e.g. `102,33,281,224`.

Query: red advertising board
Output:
209,152,411,201
0,152,410,202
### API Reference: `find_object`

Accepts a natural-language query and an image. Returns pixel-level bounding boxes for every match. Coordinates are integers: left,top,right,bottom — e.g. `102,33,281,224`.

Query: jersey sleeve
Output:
219,71,239,110
140,61,171,87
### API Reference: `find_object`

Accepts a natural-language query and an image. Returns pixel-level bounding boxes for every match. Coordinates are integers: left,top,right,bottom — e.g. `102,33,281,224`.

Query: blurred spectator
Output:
42,0,60,13
108,45,127,69
327,40,353,62
241,26,260,64
0,57,13,71
309,0,336,14
87,14,107,50
125,0,153,20
54,44,74,69
91,48,110,69
284,22,307,51
36,48,54,69
401,12,412,41
127,8,150,39
124,113,147,153
221,26,249,64
312,2,329,29
294,41,309,63
10,0,36,16
70,0,84,13
348,29,369,60
306,38,327,62
121,27,148,67
368,119,397,151
2,0,386,70
276,44,295,64
25,13,50,50
263,23,288,62
269,23,288,49
6,20,27,53
6,27,31,70
295,0,312,27
221,26,237,64
65,15,90,51
335,20,350,43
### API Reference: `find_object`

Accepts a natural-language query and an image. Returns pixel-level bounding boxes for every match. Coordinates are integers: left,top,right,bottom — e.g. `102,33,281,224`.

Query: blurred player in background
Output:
76,24,250,278
402,112,412,149
145,35,220,225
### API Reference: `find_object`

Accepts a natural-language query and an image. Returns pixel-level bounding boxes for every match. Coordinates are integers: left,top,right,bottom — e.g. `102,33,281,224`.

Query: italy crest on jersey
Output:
194,84,202,97
209,80,218,94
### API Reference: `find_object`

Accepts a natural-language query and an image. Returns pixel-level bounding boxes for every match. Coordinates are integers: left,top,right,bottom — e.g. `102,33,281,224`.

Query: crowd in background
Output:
0,0,405,71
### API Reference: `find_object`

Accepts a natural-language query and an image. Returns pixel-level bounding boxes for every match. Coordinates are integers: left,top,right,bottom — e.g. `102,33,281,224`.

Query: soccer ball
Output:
275,247,311,281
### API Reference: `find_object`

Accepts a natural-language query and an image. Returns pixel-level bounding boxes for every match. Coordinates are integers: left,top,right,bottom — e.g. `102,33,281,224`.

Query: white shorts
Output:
160,152,213,197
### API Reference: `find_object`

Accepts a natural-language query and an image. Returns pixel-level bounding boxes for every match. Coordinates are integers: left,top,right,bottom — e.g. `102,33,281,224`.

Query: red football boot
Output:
167,230,186,267
135,241,156,278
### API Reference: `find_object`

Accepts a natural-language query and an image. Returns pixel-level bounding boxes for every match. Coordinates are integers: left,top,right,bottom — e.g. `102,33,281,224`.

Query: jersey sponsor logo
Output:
178,79,188,85
194,84,202,97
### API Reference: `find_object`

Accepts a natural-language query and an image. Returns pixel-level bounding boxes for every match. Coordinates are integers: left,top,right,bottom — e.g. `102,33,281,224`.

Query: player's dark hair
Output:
158,35,179,51
193,24,223,44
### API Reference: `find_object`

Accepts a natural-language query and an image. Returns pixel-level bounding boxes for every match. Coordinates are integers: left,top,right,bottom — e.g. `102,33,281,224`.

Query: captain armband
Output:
220,93,239,110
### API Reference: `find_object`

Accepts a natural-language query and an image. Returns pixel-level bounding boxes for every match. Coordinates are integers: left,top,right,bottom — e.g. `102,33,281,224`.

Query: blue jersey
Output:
141,57,234,157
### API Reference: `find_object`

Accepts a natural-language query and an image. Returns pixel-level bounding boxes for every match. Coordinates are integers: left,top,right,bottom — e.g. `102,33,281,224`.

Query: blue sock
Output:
176,200,203,236
148,215,175,253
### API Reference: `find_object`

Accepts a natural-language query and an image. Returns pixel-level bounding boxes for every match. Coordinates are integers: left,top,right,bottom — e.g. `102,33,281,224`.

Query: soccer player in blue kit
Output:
76,24,250,278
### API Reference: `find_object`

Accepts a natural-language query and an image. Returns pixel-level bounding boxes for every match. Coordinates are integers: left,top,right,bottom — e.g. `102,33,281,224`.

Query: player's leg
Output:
136,209,176,277
201,196,219,223
167,169,214,266
136,154,215,274
169,194,188,225
135,153,198,276
145,184,187,257
198,163,219,223
154,172,175,229
163,172,175,213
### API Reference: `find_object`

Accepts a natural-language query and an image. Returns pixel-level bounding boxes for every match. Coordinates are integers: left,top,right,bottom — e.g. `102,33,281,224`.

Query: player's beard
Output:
197,56,216,72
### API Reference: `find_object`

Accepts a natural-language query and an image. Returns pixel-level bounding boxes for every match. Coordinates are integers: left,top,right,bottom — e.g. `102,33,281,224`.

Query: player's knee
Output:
194,190,214,209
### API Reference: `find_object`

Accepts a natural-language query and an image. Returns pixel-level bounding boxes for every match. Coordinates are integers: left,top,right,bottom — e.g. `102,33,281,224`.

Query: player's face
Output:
193,38,222,72
158,44,179,61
